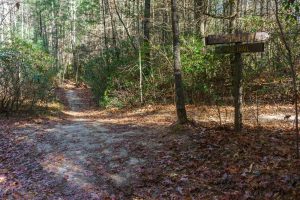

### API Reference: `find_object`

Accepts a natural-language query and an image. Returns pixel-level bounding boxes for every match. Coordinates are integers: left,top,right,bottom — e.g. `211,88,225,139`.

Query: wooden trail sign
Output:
205,32,270,45
215,43,265,54
205,32,269,132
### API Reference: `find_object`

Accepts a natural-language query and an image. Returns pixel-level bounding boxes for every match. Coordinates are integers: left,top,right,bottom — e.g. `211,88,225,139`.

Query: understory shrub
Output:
82,33,296,108
82,37,224,107
0,39,57,112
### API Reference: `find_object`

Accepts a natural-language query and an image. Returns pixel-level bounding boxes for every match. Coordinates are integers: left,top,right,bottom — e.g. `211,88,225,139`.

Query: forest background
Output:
0,0,300,115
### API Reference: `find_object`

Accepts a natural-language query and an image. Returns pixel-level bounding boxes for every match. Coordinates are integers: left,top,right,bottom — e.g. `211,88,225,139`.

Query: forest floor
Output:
0,82,300,199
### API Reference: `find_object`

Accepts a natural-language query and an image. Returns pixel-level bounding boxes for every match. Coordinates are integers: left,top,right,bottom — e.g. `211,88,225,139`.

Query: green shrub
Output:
0,38,57,112
82,36,225,107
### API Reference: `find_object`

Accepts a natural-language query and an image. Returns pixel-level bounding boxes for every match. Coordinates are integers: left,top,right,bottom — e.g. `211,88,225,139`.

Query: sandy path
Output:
12,87,148,199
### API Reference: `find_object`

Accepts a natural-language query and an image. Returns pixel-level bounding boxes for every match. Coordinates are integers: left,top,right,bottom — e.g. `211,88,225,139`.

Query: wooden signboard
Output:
205,32,269,132
205,32,269,45
215,43,265,54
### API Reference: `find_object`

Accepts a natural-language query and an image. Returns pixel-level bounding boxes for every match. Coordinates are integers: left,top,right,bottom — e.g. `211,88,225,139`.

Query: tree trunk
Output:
137,0,143,105
143,0,151,74
194,0,205,36
162,0,168,44
107,0,119,58
275,0,299,158
71,0,78,83
113,0,137,51
100,0,108,50
171,0,188,124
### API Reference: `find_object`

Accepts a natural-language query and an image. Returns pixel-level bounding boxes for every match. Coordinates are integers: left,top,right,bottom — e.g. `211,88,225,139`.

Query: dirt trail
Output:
12,85,149,199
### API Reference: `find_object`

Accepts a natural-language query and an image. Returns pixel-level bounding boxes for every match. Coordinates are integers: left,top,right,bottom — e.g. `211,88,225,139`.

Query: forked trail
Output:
2,84,299,199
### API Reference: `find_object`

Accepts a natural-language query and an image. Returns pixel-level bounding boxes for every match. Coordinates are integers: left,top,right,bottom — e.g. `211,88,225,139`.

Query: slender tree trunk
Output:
275,0,299,158
113,0,137,51
194,0,205,36
143,0,151,74
107,0,119,58
52,2,59,69
171,0,188,124
21,2,24,39
101,0,109,50
162,0,168,44
70,0,79,83
137,0,143,105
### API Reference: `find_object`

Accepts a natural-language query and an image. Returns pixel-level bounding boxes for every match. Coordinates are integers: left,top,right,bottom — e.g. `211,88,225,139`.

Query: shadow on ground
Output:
1,84,299,199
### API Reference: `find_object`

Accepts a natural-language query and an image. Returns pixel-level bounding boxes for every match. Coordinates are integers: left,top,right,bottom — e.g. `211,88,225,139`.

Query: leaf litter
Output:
0,83,299,199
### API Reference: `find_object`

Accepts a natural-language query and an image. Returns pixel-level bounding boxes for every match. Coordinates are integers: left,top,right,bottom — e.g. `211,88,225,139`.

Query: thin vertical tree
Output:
194,0,205,36
143,0,151,74
275,0,299,158
162,0,168,44
171,0,188,124
70,0,78,83
107,0,119,58
137,0,143,105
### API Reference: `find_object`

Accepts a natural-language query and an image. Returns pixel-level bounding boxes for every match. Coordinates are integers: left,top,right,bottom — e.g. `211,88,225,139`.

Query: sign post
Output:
205,32,269,132
233,45,243,132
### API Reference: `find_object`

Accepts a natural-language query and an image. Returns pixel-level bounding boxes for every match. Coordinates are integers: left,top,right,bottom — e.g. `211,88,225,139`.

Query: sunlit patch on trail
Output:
13,113,145,195
40,153,96,188
0,175,7,184
259,114,295,121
